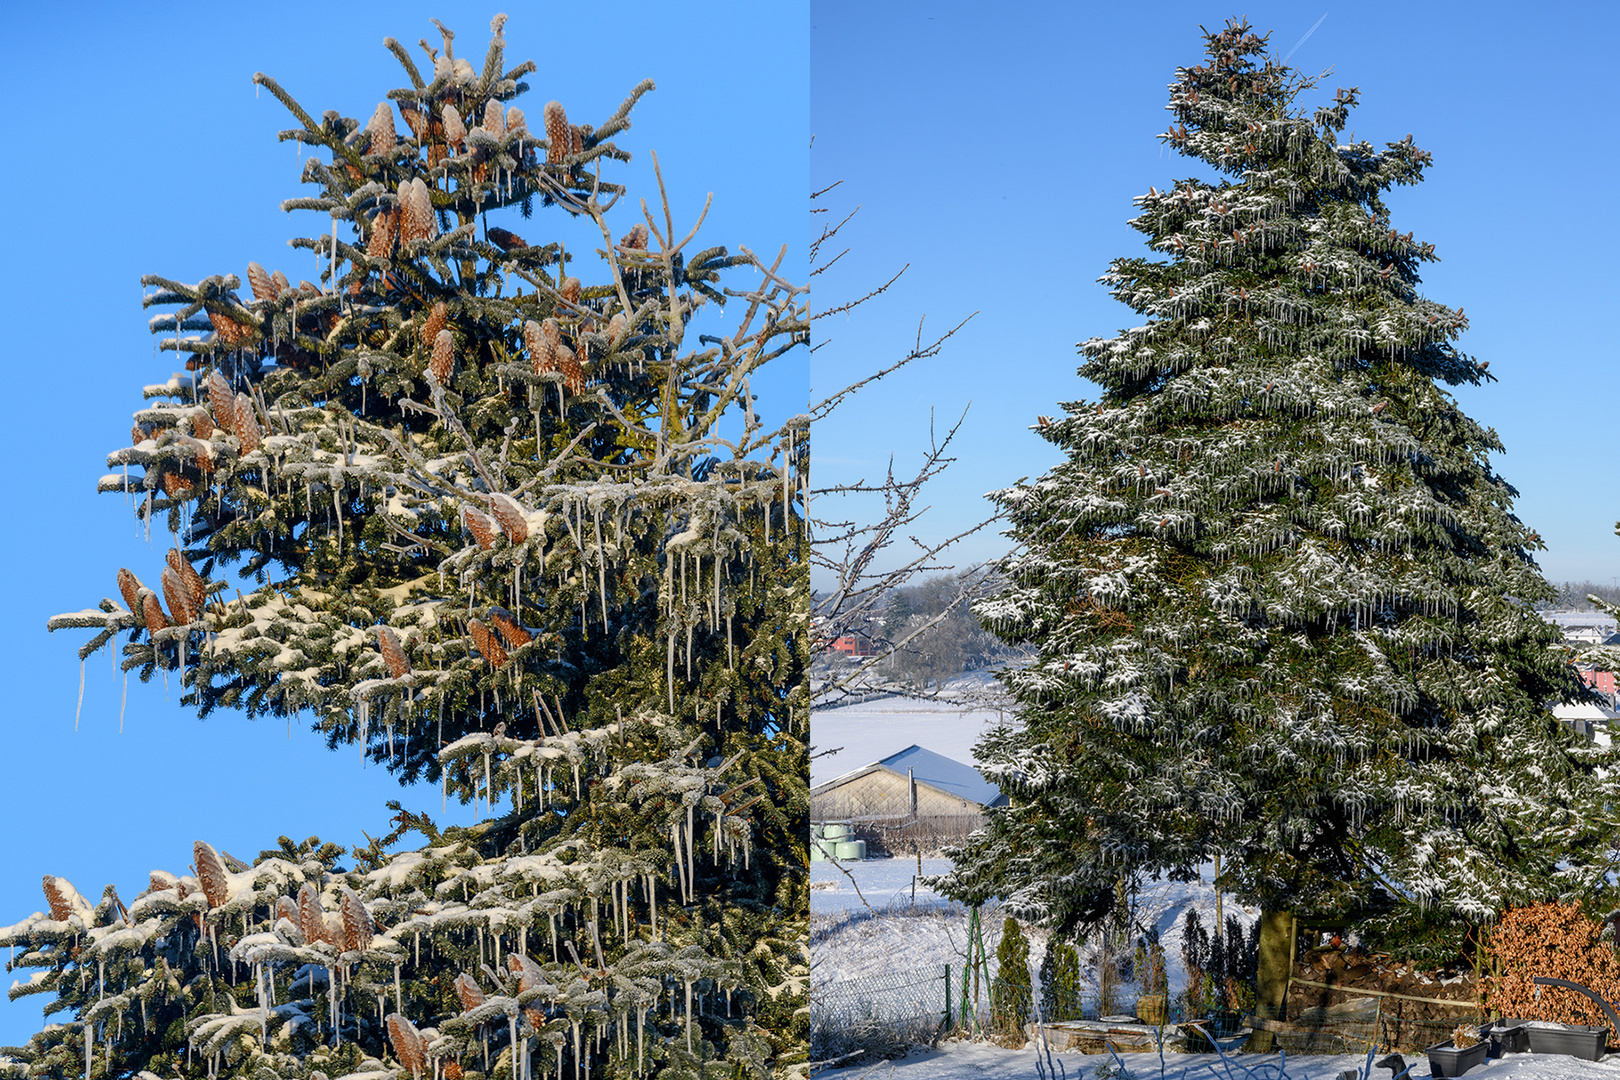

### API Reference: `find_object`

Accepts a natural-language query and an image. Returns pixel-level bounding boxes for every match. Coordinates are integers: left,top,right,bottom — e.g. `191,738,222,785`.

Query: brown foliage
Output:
1484,901,1620,1033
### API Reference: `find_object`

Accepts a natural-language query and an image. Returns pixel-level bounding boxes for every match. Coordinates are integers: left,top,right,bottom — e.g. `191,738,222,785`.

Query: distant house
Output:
810,744,1006,851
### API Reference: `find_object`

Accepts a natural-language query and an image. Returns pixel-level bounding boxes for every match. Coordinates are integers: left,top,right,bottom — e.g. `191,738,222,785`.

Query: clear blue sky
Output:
812,1,1620,590
0,1,805,1049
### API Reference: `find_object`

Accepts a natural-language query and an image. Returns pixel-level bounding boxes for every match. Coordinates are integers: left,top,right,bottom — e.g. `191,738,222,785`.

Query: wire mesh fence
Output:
810,964,951,1062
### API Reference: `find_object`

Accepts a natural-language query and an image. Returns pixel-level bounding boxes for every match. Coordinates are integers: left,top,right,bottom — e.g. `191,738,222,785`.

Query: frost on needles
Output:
937,18,1618,1000
23,15,808,1080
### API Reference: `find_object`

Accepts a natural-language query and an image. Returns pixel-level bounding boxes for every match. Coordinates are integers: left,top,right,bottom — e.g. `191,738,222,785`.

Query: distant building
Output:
810,744,1006,852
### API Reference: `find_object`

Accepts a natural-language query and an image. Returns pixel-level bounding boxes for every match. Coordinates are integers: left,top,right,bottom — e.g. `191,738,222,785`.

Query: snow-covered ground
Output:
817,1044,1620,1080
811,691,1010,787
813,856,1259,1001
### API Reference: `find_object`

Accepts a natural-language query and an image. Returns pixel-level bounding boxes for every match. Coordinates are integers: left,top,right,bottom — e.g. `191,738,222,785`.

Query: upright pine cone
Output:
468,619,507,666
270,269,290,297
234,392,262,453
366,102,396,156
161,567,194,625
482,98,504,137
555,341,585,394
488,493,528,543
430,328,455,384
619,223,648,251
570,124,584,156
559,276,581,306
452,973,485,1013
207,308,255,350
141,592,169,637
190,408,214,440
297,883,325,947
42,876,77,922
246,262,277,303
524,319,553,374
443,1061,464,1080
544,100,570,163
367,209,397,260
606,311,628,343
193,842,230,908
398,102,426,138
275,895,298,923
117,568,143,614
442,103,467,150
340,886,372,952
208,370,235,434
176,434,216,473
377,624,411,678
159,471,195,498
462,507,496,550
387,1013,426,1075
168,548,208,618
401,178,437,243
420,301,449,350
489,607,532,649
505,106,528,139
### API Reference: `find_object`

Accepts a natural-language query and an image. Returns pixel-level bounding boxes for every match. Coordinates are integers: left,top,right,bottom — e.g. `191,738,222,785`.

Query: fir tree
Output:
14,17,807,1079
1038,939,1082,1023
939,18,1617,1018
989,917,1031,1036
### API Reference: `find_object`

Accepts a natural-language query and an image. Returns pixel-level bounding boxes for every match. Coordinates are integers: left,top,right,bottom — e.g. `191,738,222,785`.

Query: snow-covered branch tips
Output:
34,14,809,1078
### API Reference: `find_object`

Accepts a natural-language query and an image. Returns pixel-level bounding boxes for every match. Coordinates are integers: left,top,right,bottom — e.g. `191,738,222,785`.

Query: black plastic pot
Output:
1426,1039,1489,1078
1482,1022,1528,1056
1525,1023,1607,1061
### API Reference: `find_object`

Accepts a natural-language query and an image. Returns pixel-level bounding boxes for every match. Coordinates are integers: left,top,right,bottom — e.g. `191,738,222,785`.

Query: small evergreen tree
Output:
1038,939,1083,1022
941,17,1618,1019
990,917,1032,1036
14,16,807,1079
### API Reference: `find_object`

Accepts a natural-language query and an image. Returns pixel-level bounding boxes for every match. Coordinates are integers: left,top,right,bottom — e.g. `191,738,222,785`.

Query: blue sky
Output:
0,1,805,1048
812,1,1619,589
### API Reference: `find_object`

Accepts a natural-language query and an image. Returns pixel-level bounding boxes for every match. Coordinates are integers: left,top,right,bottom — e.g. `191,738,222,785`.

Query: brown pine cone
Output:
117,568,143,614
340,886,372,951
559,276,581,306
619,223,648,251
208,370,236,434
194,842,230,908
159,470,195,498
387,1014,426,1075
207,308,256,350
420,301,448,350
525,319,553,374
555,341,585,394
246,262,277,303
377,624,411,678
367,209,397,260
505,106,528,138
168,548,209,618
570,124,583,156
366,102,396,157
443,1062,464,1080
543,100,570,163
429,328,454,384
42,876,75,922
482,98,504,137
487,226,527,251
468,619,508,666
452,973,485,1013
142,592,169,637
234,392,262,453
190,409,214,440
161,567,194,625
489,607,532,649
462,507,496,550
398,102,426,138
442,103,467,151
297,883,325,946
488,493,529,543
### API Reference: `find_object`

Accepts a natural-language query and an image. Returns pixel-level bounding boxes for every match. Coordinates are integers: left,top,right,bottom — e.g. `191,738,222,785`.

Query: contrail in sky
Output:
1283,13,1328,63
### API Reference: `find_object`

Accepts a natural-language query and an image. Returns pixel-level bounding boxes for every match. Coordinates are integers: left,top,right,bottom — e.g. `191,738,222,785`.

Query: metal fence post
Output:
944,964,952,1032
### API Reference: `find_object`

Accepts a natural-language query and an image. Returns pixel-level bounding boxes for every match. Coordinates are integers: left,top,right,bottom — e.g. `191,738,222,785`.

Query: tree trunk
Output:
1256,909,1294,1020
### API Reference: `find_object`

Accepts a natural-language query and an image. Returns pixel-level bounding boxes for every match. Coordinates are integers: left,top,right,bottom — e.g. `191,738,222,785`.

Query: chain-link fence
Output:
810,964,951,1062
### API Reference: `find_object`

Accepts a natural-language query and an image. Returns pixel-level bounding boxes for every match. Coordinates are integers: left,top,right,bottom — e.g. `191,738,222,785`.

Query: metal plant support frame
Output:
1531,976,1620,1035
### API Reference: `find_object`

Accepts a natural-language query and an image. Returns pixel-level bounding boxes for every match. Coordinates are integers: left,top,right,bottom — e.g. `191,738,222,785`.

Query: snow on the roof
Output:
817,744,1005,807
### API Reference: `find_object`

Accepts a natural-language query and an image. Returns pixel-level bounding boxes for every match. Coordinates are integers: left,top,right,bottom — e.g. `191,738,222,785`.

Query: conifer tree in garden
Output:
9,16,808,1079
940,18,1617,1013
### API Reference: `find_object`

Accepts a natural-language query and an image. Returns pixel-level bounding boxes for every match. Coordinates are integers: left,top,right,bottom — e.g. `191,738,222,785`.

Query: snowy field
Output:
811,690,1010,787
812,856,1258,999
817,1044,1620,1080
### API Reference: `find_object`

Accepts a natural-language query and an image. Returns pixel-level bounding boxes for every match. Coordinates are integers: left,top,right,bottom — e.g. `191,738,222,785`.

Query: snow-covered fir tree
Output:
938,19,1617,1012
11,16,807,1079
